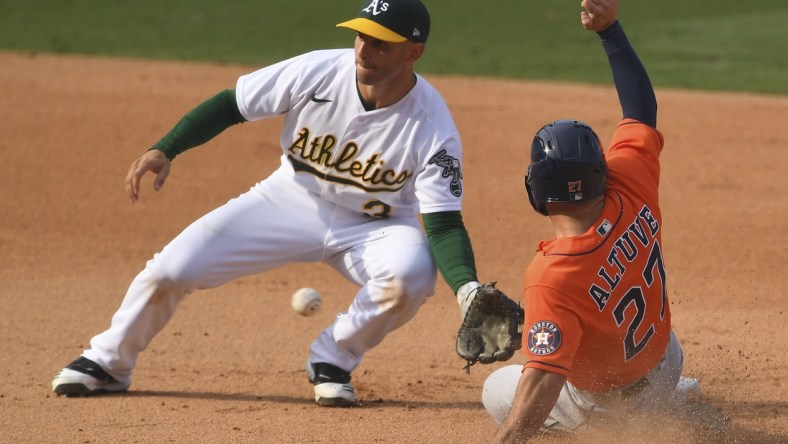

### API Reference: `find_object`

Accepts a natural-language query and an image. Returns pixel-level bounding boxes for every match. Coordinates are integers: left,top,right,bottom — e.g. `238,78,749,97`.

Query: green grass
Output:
1,0,787,94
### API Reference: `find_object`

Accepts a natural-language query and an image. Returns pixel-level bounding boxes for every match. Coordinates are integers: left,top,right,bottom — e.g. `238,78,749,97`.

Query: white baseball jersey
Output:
236,49,463,217
79,49,459,382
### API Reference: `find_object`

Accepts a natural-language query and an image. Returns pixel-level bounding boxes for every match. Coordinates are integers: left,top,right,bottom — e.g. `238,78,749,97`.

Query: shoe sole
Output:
52,368,129,397
313,382,357,407
53,383,128,397
315,396,358,407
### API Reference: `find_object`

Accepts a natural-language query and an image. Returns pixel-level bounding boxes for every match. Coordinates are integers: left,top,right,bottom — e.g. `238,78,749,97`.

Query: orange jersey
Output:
523,119,669,392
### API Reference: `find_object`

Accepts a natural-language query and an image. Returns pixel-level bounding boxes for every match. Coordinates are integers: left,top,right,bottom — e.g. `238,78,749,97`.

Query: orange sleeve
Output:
609,118,664,155
522,286,582,377
606,119,664,207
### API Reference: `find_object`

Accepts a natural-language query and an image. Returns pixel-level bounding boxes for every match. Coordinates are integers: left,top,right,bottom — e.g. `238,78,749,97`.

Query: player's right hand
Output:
125,149,171,203
580,0,618,32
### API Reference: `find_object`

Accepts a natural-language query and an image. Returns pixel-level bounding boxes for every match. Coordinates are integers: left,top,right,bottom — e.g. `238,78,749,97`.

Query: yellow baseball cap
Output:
337,0,430,44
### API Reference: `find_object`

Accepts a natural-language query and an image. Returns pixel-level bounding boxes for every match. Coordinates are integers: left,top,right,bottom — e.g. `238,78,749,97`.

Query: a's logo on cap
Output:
363,0,389,15
527,320,562,356
339,0,429,44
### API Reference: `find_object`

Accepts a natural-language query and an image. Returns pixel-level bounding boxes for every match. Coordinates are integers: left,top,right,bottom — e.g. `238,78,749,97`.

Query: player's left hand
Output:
580,0,618,32
125,149,171,203
456,282,524,372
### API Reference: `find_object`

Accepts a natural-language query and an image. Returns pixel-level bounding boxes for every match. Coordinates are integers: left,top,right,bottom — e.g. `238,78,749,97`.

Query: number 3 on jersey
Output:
612,240,667,361
363,199,392,218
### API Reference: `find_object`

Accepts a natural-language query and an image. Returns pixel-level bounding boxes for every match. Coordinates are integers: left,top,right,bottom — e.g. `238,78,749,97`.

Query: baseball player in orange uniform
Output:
481,0,699,441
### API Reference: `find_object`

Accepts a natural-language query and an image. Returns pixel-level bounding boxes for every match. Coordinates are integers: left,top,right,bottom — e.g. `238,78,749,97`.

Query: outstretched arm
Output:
582,0,657,128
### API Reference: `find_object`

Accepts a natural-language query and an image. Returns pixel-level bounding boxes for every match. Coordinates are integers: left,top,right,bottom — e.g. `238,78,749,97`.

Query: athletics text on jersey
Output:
235,49,463,218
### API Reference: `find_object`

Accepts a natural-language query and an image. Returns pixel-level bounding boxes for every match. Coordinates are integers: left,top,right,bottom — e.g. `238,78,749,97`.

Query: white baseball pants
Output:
482,331,684,432
83,168,437,384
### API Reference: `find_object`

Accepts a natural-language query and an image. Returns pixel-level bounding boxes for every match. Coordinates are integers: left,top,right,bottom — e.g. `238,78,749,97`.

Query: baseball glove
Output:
456,282,524,372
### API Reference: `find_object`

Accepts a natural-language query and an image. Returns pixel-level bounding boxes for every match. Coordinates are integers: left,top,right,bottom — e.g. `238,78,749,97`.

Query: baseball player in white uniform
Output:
52,0,516,407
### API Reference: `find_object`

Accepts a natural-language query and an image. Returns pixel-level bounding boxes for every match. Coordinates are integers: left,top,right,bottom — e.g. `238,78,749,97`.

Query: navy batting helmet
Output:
525,120,607,216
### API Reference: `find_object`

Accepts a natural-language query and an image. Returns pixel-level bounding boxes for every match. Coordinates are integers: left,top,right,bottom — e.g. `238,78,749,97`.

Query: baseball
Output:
291,287,322,317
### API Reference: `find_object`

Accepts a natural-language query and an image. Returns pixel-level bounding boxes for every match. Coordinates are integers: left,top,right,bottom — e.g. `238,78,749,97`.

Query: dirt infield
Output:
1,51,786,443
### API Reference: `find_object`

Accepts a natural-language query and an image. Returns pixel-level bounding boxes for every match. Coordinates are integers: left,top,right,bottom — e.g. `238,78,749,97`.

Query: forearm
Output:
494,401,547,444
599,21,657,127
493,369,565,443
152,89,247,160
422,211,478,294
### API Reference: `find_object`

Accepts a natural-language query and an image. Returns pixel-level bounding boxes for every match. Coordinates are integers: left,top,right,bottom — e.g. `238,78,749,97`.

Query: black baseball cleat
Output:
306,360,357,407
52,356,130,397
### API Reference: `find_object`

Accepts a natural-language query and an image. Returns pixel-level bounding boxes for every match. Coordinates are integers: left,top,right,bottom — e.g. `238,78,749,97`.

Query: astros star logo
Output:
534,329,551,345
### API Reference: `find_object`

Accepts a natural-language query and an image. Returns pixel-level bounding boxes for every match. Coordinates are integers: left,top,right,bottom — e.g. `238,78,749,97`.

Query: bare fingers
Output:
124,150,170,203
125,157,144,203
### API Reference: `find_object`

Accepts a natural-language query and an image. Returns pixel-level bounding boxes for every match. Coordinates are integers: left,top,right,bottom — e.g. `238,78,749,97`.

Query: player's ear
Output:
408,42,426,63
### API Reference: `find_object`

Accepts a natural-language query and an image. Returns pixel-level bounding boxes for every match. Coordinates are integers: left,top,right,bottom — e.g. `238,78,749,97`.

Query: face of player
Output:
354,33,424,88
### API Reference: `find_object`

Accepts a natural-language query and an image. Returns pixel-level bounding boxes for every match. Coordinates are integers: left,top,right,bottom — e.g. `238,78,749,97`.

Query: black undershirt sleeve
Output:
599,21,657,128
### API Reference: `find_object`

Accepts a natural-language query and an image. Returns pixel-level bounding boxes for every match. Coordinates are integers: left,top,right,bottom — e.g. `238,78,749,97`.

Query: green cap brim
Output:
336,18,408,43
